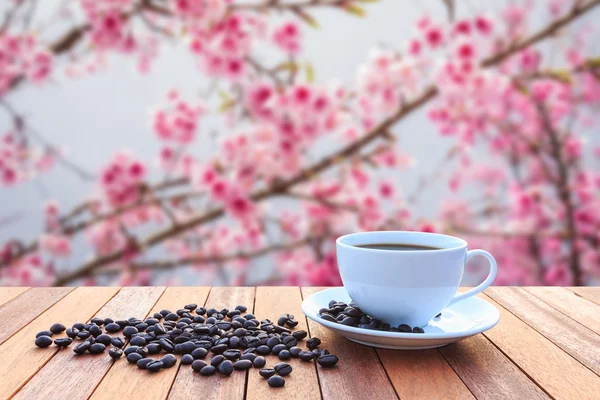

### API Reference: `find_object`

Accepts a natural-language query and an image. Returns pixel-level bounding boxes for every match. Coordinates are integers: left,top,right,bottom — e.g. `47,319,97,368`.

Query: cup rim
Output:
336,231,467,254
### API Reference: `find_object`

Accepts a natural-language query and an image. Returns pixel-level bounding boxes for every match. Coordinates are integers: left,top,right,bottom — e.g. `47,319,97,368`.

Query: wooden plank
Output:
0,287,119,399
246,287,321,400
0,287,74,345
0,287,29,307
12,286,165,400
91,287,210,400
567,286,600,306
524,286,600,335
377,349,475,400
480,293,600,399
301,287,398,400
486,287,600,376
168,287,255,400
438,335,549,400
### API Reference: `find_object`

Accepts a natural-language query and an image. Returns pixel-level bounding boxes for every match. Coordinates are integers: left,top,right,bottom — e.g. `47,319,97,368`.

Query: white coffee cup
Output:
336,231,497,328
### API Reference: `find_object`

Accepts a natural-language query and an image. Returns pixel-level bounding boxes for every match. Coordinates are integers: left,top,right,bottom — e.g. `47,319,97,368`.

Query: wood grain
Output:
13,287,165,400
302,287,398,400
480,293,600,399
246,287,321,400
91,287,210,400
168,287,255,400
0,287,74,345
439,335,549,400
0,286,119,399
568,287,600,306
378,349,474,400
0,287,29,307
524,286,600,335
486,286,600,376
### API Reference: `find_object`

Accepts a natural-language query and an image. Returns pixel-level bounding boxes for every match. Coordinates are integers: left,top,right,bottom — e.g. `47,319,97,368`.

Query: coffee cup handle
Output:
447,249,497,307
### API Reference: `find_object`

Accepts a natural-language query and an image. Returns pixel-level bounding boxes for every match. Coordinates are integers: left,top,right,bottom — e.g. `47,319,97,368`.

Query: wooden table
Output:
0,287,598,400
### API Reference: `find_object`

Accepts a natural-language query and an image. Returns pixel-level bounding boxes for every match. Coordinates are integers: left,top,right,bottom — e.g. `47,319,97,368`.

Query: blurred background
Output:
0,0,599,287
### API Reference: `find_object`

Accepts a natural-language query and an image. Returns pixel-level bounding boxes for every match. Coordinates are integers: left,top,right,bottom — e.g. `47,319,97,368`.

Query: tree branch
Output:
46,2,600,285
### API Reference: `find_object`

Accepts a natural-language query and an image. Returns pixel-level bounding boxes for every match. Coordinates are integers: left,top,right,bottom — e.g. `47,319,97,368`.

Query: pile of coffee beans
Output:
34,303,339,389
319,300,439,333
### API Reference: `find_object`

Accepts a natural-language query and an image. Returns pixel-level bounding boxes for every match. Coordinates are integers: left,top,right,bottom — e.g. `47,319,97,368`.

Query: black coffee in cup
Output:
356,243,441,251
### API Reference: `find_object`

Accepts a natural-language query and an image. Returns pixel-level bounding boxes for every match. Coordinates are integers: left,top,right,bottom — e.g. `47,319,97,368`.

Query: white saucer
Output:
301,287,500,349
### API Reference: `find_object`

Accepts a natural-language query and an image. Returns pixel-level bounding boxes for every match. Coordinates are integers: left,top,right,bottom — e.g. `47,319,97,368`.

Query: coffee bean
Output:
292,330,307,340
259,368,276,379
285,319,298,328
65,328,79,338
382,323,391,331
159,338,174,353
136,347,149,358
398,324,411,333
130,336,146,347
200,365,216,376
298,351,315,361
110,337,125,348
223,349,241,361
124,346,139,355
192,360,207,372
36,330,53,338
306,337,321,350
282,336,297,348
195,306,206,315
253,356,266,368
340,317,357,326
95,334,111,346
277,316,288,326
320,314,336,323
233,359,253,370
412,327,425,333
271,344,287,355
211,355,225,367
77,331,91,340
217,360,233,376
89,325,102,337
274,362,292,376
256,345,270,355
49,323,66,334
123,326,138,338
266,337,280,348
147,360,164,373
127,352,143,363
89,343,106,354
146,343,162,355
191,347,208,359
108,347,123,359
289,347,302,358
317,354,339,367
137,358,154,370
181,354,194,365
105,323,121,333
54,337,73,347
278,350,291,360
165,313,179,322
35,335,53,348
240,353,256,362
268,375,285,388
175,341,196,354
151,353,171,368
435,313,442,318
73,341,91,354
184,303,197,311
